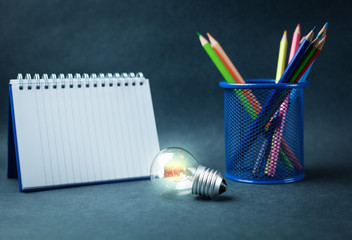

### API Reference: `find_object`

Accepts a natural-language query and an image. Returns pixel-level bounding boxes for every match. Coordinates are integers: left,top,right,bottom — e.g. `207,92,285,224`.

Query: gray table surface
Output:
1,136,351,240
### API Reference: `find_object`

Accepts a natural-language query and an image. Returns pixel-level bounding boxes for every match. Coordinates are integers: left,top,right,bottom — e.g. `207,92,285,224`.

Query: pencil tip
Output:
197,32,201,38
295,24,301,34
325,22,328,28
206,32,212,39
312,26,316,32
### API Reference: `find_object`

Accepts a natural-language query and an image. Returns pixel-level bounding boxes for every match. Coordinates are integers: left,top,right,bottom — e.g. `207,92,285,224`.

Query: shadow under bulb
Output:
150,147,227,199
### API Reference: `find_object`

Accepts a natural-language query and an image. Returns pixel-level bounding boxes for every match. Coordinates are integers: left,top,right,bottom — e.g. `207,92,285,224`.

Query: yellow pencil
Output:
275,31,288,83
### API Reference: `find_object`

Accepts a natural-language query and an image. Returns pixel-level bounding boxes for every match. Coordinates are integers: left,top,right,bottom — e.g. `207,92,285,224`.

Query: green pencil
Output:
198,33,257,119
198,32,235,82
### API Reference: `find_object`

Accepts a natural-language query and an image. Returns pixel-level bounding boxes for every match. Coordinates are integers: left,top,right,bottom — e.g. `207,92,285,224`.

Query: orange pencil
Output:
207,33,245,83
207,32,261,113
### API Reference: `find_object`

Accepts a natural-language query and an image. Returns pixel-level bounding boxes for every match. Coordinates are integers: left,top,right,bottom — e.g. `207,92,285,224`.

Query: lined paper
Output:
10,74,160,191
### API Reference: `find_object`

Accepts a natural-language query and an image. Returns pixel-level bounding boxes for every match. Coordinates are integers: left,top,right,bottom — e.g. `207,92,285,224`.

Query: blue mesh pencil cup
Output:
220,79,308,184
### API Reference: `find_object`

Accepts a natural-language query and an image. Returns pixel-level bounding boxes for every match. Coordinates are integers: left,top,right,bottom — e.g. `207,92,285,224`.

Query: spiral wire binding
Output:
75,73,82,88
43,74,49,89
51,74,57,89
114,73,121,86
82,73,89,87
107,73,113,87
33,74,40,89
18,74,23,90
15,73,146,90
25,73,32,90
59,74,65,88
120,73,128,86
136,72,144,85
98,73,105,87
68,74,74,88
91,73,98,87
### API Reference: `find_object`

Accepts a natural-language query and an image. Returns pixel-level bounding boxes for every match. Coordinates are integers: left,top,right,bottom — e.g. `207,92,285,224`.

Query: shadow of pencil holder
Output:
220,79,308,184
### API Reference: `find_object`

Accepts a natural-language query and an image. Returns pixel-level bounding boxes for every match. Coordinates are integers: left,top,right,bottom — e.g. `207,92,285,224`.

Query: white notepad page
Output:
10,73,160,190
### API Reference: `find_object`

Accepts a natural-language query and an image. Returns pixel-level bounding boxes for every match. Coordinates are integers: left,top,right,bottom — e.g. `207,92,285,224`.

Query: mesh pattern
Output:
222,81,306,183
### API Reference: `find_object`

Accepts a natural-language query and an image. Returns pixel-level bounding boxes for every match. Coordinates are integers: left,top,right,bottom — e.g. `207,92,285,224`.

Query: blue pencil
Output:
251,111,280,176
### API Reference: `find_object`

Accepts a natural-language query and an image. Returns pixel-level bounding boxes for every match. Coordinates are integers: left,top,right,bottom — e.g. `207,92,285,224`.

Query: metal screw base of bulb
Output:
191,165,227,199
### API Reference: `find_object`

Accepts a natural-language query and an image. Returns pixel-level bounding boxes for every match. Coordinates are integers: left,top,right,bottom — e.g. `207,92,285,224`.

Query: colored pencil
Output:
275,31,288,83
281,140,302,170
198,33,257,119
288,24,301,63
271,25,326,172
296,36,327,83
205,33,297,164
252,111,280,176
198,33,235,83
267,29,327,174
300,23,328,82
278,27,315,83
207,32,261,114
231,28,316,165
317,22,328,39
299,26,316,44
267,24,300,172
288,37,320,83
253,138,270,176
265,29,294,171
207,33,245,83
269,29,327,175
266,36,325,174
266,97,289,176
231,88,291,166
266,34,327,175
198,27,325,174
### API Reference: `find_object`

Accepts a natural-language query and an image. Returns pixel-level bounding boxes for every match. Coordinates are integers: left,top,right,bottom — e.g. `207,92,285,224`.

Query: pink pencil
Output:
267,97,289,177
267,24,302,176
288,24,301,63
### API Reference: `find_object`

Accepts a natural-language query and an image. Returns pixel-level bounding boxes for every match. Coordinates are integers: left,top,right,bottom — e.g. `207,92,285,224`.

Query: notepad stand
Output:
8,73,160,191
220,79,308,184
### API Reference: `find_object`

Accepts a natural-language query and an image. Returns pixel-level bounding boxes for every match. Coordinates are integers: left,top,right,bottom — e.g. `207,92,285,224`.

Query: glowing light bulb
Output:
150,147,227,199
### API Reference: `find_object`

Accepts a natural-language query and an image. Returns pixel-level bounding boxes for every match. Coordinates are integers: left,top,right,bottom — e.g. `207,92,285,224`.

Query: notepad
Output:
8,73,160,192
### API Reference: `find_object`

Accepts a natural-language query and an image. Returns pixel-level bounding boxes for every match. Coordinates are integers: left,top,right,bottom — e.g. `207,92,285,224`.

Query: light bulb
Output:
150,147,227,199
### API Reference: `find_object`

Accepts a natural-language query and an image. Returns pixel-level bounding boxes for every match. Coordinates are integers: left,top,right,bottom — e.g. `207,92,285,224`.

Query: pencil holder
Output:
220,79,308,184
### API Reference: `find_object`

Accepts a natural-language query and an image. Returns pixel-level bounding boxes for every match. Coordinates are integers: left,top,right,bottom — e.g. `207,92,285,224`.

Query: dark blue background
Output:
1,0,351,239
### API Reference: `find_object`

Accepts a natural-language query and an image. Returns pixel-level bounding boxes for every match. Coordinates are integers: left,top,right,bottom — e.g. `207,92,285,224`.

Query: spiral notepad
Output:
8,72,160,192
